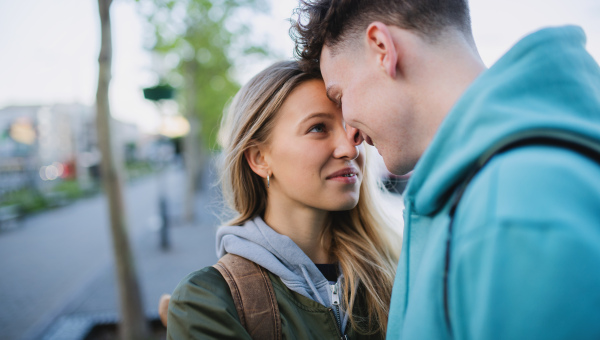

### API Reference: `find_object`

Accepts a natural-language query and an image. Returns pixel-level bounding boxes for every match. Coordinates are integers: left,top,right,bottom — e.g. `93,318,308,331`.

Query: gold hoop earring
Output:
267,175,270,189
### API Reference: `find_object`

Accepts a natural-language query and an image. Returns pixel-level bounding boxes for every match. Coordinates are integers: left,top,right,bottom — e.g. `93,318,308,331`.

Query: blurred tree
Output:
137,0,269,222
96,0,150,338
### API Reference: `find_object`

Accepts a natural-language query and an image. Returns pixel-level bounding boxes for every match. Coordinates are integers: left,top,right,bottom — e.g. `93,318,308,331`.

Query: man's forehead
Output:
320,46,345,105
320,45,339,69
320,44,333,59
319,46,341,83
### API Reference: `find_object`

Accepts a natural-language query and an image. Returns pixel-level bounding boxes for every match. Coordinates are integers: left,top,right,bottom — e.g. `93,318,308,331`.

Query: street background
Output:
0,0,598,339
0,163,223,340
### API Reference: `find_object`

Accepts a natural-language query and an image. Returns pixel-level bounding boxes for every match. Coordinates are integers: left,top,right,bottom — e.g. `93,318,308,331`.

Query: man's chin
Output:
385,157,415,176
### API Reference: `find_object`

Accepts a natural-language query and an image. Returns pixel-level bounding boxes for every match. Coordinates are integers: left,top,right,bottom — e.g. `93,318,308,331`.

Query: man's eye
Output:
308,123,326,133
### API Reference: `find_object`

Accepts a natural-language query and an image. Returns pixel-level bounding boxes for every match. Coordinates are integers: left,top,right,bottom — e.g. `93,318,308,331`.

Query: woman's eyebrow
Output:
299,112,335,125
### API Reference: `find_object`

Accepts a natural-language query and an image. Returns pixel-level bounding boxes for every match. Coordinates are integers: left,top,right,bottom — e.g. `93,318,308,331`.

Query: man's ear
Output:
365,22,399,78
244,144,270,178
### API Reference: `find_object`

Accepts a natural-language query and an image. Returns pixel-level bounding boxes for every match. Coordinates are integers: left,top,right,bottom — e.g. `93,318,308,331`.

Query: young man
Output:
292,0,600,339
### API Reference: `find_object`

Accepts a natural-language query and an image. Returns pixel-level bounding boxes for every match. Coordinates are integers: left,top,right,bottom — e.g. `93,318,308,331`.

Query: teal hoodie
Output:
387,26,600,339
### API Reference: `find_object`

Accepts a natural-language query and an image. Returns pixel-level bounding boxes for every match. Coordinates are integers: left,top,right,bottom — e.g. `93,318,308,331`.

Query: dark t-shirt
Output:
315,263,339,283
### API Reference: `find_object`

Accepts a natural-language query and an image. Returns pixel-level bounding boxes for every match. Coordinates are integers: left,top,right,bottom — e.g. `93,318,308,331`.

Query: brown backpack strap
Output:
213,253,281,340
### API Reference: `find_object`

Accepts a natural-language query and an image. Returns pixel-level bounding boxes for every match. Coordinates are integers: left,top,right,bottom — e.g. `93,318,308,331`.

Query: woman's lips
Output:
326,167,359,183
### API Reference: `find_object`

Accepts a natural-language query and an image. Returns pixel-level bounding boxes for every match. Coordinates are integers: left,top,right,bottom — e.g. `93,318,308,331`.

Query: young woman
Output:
166,60,400,339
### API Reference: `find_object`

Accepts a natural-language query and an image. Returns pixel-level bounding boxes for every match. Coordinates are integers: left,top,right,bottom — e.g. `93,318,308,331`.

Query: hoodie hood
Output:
406,26,600,216
216,216,349,330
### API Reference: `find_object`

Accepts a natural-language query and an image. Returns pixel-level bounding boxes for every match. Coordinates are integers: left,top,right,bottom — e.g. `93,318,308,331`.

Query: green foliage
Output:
1,180,86,214
53,179,86,200
1,188,47,214
0,171,154,216
125,160,155,180
136,0,270,149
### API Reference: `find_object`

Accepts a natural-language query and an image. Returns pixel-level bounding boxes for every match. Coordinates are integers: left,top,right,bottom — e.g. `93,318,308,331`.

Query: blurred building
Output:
0,103,142,208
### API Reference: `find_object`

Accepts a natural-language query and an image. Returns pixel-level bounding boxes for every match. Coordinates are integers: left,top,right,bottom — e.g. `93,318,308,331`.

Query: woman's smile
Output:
326,166,359,184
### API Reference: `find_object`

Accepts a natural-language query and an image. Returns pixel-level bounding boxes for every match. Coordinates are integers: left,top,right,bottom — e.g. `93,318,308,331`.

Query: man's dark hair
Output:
291,0,472,72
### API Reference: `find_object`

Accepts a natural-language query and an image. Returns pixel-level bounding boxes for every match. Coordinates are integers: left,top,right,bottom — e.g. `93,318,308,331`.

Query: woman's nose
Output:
334,126,361,160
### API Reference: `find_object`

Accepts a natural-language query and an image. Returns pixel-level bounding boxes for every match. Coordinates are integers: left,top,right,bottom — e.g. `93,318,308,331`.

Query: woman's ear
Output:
244,144,270,178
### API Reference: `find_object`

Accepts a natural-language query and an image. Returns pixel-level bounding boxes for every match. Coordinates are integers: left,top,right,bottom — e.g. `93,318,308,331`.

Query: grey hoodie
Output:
216,216,349,332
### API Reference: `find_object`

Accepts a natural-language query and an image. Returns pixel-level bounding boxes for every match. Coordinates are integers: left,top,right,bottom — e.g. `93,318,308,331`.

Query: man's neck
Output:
412,30,487,155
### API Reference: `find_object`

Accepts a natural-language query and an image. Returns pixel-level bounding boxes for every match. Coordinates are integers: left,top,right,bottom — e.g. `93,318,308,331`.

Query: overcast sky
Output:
0,0,598,132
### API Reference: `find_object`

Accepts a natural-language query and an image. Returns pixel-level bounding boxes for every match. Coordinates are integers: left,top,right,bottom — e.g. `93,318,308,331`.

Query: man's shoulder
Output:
457,144,600,230
479,143,600,197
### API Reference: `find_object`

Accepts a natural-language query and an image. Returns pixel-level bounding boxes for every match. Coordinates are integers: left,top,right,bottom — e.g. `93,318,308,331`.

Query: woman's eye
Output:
308,123,326,133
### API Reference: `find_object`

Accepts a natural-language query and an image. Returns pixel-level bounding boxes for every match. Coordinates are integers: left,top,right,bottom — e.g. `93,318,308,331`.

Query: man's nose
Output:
346,125,364,146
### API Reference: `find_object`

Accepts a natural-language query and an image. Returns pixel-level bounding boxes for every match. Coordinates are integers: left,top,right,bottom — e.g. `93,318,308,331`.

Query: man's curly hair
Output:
290,0,471,73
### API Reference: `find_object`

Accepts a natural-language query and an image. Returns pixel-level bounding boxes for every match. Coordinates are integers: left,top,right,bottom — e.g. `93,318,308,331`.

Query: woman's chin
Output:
326,197,359,212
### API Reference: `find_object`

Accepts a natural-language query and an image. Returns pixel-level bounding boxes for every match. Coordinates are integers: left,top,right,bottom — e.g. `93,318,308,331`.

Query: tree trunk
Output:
96,0,150,339
183,60,201,223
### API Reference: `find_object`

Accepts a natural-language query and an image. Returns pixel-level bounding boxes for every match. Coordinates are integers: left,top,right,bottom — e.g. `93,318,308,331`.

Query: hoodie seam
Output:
403,202,412,316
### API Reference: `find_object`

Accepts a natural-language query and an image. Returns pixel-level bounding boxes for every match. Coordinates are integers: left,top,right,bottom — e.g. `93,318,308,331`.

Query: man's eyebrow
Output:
299,112,335,125
325,85,338,104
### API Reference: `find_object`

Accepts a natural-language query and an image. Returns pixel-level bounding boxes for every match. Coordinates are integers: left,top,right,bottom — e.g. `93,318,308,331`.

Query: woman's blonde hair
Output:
218,60,400,336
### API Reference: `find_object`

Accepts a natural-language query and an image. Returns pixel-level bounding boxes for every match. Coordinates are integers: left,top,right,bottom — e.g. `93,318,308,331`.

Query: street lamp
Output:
143,84,175,250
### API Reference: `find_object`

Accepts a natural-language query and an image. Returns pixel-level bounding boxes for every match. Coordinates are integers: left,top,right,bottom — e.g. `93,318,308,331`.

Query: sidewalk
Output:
23,162,225,340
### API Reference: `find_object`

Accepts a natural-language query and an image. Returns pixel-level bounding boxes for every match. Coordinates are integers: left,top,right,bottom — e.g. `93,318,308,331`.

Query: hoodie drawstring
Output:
300,265,327,306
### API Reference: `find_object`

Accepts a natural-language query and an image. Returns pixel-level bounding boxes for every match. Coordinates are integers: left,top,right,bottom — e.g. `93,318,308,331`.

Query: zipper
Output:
330,282,348,339
328,308,348,340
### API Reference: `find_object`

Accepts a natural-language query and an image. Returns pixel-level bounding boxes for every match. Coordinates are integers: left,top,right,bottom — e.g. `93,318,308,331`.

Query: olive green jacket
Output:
167,266,383,340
